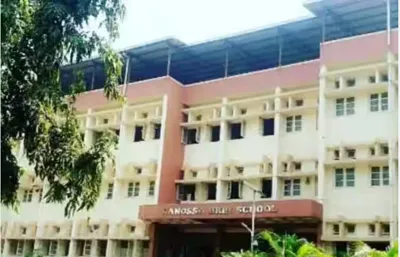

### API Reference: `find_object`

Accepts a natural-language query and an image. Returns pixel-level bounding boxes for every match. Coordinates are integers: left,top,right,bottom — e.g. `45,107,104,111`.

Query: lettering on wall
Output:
163,204,277,216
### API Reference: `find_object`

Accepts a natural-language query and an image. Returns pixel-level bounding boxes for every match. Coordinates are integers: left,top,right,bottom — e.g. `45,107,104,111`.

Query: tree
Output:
1,0,125,217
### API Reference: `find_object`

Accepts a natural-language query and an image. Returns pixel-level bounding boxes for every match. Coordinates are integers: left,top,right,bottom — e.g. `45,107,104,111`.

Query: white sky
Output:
111,0,313,50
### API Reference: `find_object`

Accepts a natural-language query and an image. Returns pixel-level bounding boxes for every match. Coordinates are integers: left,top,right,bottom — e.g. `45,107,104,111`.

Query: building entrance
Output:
153,223,320,257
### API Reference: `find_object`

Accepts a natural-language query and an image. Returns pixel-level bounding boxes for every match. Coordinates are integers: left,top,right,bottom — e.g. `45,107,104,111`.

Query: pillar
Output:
84,108,94,148
90,239,98,257
154,94,168,204
272,87,281,200
132,240,143,257
317,66,327,203
3,240,10,256
105,240,114,257
387,51,398,244
217,97,228,202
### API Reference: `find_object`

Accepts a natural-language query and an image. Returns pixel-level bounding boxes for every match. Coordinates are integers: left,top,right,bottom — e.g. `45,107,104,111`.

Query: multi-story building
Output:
1,0,399,257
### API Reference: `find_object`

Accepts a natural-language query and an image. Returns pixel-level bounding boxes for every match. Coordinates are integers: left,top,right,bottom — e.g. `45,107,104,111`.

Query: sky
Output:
111,0,313,50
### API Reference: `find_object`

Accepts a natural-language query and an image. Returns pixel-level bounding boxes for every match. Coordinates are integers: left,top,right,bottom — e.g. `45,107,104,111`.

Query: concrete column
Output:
154,94,168,204
271,87,281,200
118,104,129,148
387,51,398,244
217,97,228,202
90,239,98,257
106,240,114,257
3,240,10,256
317,66,327,204
33,239,42,252
132,240,143,257
68,240,76,257
84,108,94,148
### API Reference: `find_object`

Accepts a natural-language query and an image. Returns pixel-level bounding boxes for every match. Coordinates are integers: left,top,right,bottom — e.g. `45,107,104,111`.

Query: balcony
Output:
322,218,391,242
220,157,273,181
6,222,37,239
88,109,122,130
37,221,72,239
325,140,391,166
118,160,157,181
109,219,148,240
181,103,222,127
73,219,109,239
124,101,163,125
277,156,318,178
324,64,389,98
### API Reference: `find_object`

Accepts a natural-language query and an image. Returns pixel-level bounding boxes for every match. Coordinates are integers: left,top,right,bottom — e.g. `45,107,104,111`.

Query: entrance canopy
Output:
139,199,322,225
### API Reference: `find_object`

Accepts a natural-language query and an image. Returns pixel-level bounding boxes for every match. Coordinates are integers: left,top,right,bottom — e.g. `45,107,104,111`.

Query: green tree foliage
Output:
1,0,125,216
222,231,398,257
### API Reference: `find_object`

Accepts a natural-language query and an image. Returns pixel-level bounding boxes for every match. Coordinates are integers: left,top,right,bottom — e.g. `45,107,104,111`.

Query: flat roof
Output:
61,0,398,91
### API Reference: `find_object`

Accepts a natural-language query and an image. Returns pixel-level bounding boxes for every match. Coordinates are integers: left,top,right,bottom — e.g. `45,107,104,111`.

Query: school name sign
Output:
163,204,277,216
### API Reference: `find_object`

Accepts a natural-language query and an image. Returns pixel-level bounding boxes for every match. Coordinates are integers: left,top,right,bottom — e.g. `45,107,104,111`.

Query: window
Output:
134,126,145,142
370,92,388,112
228,181,242,199
283,179,301,196
336,97,355,116
381,223,390,236
16,240,24,255
103,118,108,124
261,179,272,198
127,182,135,197
195,115,202,121
335,168,355,187
22,190,33,202
294,162,302,171
49,241,58,256
93,131,102,144
191,170,197,178
182,128,200,145
380,144,389,155
345,148,356,159
148,181,155,196
21,227,26,235
83,240,91,256
332,224,340,235
262,118,274,136
177,184,196,201
236,166,244,175
295,99,304,107
153,124,161,139
207,183,216,200
346,78,356,87
210,125,220,142
381,73,389,82
334,80,340,89
286,116,302,132
240,108,247,115
135,167,142,175
98,241,107,257
371,166,389,186
368,75,376,83
370,147,376,156
141,112,148,119
334,150,340,160
369,224,376,235
282,163,288,172
106,183,113,199
345,224,355,234
230,122,245,140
